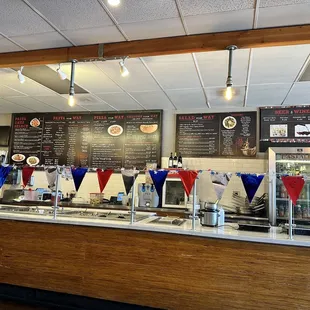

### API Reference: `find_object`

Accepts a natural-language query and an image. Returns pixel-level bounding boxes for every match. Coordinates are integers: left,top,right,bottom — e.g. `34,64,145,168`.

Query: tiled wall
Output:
15,156,268,207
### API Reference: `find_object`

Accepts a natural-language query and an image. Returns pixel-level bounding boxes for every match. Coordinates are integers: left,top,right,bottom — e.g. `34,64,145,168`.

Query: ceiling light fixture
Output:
225,45,237,101
57,64,67,80
119,57,129,77
108,0,120,6
68,60,77,107
17,66,25,84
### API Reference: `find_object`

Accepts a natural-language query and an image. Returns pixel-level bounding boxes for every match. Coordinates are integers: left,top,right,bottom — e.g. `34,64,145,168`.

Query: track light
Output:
108,0,120,6
17,66,25,84
225,45,237,101
68,60,77,107
57,64,67,80
119,58,129,77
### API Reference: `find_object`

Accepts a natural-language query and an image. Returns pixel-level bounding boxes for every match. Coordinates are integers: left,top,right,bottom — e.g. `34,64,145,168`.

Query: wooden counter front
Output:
1,219,310,310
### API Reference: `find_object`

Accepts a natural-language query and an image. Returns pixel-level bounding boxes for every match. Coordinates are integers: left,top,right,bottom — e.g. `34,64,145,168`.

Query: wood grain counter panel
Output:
1,219,310,310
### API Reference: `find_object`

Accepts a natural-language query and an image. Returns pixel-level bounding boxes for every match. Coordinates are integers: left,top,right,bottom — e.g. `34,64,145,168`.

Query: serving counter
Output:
1,204,310,310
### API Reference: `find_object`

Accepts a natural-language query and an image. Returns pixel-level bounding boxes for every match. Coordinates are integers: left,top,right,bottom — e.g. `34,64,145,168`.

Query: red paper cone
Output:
178,170,198,197
281,176,305,205
97,169,114,193
22,166,35,187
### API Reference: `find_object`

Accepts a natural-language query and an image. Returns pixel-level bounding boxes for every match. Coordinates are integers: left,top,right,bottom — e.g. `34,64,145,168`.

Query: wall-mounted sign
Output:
176,111,257,157
10,111,162,170
260,106,310,152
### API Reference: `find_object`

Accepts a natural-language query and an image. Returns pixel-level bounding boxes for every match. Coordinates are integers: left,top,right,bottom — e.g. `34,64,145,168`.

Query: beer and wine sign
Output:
8,106,310,168
260,106,310,151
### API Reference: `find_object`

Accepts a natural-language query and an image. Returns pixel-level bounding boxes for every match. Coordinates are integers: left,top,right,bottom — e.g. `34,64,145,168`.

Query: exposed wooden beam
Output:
0,24,310,68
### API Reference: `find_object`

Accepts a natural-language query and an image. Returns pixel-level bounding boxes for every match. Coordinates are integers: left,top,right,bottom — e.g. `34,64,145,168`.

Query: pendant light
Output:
68,60,76,107
119,57,129,77
57,64,67,80
225,45,237,101
17,66,25,84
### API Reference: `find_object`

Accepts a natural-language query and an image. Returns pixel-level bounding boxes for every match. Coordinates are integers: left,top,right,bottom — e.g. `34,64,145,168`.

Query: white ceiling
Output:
0,0,309,112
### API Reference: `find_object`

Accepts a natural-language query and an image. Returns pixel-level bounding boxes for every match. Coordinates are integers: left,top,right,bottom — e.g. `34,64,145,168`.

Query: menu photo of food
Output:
222,116,237,129
26,156,40,166
107,124,123,137
270,124,288,137
30,118,41,128
295,124,310,137
140,124,158,134
12,154,25,162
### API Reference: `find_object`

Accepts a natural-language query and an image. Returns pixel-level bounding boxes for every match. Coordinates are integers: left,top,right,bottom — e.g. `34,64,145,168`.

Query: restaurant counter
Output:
1,204,310,309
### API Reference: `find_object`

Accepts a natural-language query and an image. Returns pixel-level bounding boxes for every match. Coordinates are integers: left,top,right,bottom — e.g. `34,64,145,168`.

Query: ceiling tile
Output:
196,49,250,87
97,93,144,110
284,82,310,106
258,3,310,27
166,88,207,109
61,94,112,108
28,0,113,30
0,0,53,37
96,59,161,92
120,18,185,40
250,45,310,84
0,85,26,97
246,84,292,107
7,96,61,112
260,0,310,8
129,91,175,110
184,9,254,35
0,38,23,52
11,32,71,50
63,26,125,45
48,62,122,93
33,95,89,112
80,104,115,112
179,0,255,16
0,98,35,113
102,0,179,23
143,54,201,89
0,71,56,96
206,86,245,108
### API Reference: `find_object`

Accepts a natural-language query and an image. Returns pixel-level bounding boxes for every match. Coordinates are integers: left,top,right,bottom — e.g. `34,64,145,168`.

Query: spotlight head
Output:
57,67,67,80
17,69,25,84
108,0,120,6
119,60,129,77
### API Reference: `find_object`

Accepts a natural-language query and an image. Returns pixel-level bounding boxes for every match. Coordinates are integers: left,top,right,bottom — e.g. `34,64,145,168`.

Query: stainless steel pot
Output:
199,208,220,227
200,202,218,211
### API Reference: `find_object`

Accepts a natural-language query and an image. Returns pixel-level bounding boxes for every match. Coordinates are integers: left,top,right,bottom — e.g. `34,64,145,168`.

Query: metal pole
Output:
53,169,60,220
288,199,293,240
192,179,197,230
130,179,136,224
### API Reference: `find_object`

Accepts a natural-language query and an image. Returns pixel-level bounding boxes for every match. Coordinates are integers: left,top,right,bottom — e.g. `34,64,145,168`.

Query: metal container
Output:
200,202,218,211
199,209,220,227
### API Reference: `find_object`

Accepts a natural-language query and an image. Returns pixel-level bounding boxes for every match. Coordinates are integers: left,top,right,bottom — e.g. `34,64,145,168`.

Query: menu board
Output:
260,106,310,151
10,111,162,169
176,112,257,157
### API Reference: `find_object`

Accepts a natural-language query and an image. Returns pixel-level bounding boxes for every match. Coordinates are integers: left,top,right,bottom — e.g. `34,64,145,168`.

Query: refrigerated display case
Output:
268,147,310,226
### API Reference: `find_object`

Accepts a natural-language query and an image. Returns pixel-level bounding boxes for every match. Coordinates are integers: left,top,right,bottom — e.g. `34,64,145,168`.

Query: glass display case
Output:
268,147,310,226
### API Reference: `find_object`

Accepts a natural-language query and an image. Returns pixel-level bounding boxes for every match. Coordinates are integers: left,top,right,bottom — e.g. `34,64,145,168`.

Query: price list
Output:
11,115,43,159
176,114,220,156
90,114,125,169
